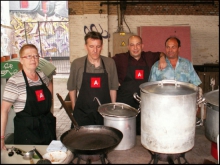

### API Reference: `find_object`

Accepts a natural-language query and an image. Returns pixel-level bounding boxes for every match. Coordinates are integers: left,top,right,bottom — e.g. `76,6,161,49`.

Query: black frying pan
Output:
56,93,123,155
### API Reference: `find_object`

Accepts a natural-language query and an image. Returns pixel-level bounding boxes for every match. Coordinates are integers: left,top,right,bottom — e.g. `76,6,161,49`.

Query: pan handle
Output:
56,93,80,131
33,146,43,159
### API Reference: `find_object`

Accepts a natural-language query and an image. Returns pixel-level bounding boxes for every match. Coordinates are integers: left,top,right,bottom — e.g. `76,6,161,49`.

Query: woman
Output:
1,44,56,150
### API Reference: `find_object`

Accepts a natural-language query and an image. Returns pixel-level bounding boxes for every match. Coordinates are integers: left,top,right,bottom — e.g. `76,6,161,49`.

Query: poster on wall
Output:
9,1,68,18
9,1,69,58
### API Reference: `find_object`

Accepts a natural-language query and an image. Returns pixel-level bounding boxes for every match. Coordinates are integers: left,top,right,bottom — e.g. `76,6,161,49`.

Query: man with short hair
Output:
67,31,119,127
112,35,167,135
148,36,201,86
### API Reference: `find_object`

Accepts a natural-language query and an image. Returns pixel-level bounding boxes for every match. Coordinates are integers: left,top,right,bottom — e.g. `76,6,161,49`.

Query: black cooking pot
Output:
56,93,123,155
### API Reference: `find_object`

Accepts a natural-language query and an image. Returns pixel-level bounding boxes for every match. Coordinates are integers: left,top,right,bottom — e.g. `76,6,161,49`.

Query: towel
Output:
46,140,67,152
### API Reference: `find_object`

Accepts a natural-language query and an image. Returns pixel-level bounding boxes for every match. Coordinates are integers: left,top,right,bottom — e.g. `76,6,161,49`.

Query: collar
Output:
86,57,103,68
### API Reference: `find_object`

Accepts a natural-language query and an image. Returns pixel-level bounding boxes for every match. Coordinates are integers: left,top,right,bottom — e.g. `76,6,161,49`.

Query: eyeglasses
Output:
21,55,40,59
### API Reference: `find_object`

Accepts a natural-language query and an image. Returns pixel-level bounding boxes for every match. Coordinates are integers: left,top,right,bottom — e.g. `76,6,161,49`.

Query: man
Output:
67,31,119,127
112,35,167,135
148,36,201,86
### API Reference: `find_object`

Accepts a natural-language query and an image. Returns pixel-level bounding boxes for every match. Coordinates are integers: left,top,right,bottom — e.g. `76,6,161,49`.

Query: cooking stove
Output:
70,153,110,164
147,150,189,164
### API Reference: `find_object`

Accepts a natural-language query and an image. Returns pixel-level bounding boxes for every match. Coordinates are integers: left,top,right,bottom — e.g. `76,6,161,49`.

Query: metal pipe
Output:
24,22,28,44
100,1,214,6
38,21,43,57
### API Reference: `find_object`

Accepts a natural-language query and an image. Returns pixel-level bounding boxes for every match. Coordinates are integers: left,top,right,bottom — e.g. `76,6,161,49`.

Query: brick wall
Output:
68,1,219,65
68,1,219,15
124,3,219,15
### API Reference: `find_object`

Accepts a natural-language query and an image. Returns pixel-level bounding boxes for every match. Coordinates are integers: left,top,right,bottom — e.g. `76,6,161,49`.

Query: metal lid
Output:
98,102,140,118
139,80,198,95
203,89,219,106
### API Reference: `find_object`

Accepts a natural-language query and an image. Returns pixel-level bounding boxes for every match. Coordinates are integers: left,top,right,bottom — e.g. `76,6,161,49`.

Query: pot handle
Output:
133,93,141,112
94,97,102,106
196,96,206,127
197,97,205,105
133,93,141,103
159,80,180,87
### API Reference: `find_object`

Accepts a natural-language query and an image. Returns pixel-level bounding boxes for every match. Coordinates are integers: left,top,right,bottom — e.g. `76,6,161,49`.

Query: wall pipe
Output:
100,0,214,6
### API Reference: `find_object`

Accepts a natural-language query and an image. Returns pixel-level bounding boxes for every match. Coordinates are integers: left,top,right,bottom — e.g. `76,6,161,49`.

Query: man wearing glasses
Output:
1,44,56,150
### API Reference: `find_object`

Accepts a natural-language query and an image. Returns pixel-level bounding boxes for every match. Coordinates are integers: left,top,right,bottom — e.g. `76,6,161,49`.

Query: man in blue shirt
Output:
148,36,201,86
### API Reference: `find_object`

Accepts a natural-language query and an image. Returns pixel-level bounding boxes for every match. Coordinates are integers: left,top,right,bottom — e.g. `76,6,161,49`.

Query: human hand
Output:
158,62,167,70
158,52,167,70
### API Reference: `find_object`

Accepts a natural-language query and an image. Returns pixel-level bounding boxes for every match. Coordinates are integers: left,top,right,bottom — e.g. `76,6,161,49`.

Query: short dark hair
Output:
84,31,103,45
165,36,181,47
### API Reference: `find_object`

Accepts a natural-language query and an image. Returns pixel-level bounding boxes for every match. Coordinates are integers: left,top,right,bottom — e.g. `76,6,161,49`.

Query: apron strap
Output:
22,70,29,87
22,70,45,87
36,71,45,85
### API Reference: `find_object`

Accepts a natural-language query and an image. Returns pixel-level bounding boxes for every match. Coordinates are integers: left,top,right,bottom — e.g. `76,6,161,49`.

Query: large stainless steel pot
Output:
203,89,219,143
95,98,140,150
134,80,199,154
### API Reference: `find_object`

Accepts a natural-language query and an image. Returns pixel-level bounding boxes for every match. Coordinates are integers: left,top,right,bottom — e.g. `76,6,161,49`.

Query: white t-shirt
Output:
2,70,50,113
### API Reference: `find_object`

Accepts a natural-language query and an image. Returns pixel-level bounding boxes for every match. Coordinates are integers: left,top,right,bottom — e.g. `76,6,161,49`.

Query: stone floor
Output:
52,74,71,140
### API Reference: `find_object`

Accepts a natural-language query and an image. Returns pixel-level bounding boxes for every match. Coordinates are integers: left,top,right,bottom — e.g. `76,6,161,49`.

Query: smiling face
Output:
84,38,103,61
20,47,39,71
165,38,180,60
128,36,144,60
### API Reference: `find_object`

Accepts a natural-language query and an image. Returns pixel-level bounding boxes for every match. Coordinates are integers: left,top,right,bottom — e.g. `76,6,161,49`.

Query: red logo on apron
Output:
91,77,101,88
35,89,45,101
135,70,144,79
